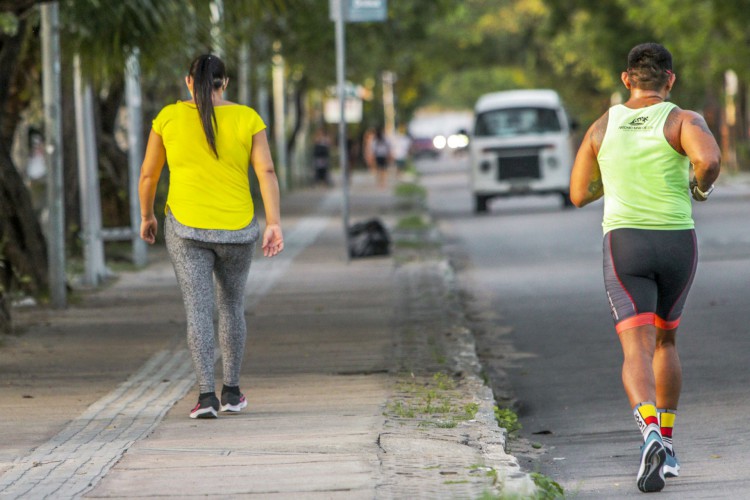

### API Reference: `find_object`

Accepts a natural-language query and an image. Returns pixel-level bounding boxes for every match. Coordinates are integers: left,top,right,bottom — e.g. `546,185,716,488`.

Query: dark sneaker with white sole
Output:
220,390,248,413
637,431,667,492
189,394,220,419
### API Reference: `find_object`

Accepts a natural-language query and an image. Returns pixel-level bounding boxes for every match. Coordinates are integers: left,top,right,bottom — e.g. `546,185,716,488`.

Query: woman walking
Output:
139,54,284,419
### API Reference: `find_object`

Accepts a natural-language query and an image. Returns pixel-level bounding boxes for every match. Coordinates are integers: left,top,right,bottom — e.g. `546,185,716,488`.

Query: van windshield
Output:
474,107,561,137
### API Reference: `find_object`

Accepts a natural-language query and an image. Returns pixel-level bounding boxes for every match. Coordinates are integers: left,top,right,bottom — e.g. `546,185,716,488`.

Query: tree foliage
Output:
1,0,748,334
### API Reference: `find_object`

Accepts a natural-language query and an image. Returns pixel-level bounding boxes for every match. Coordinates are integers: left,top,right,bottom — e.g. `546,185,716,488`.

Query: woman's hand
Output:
262,223,284,257
140,215,158,244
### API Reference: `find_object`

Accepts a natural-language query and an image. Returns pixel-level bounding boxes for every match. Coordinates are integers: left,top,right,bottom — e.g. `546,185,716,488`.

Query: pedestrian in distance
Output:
138,54,284,419
311,126,333,187
389,124,412,179
569,42,720,493
372,127,392,188
362,126,377,173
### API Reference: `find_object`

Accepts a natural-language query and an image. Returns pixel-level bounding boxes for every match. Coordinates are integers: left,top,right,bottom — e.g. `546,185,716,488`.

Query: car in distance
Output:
469,89,577,213
409,136,441,159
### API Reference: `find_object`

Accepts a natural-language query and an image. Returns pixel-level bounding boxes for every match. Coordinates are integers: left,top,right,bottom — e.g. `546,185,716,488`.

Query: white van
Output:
469,89,576,213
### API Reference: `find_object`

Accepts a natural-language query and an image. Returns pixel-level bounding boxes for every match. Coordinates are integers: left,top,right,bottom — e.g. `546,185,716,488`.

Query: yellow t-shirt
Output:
152,101,266,229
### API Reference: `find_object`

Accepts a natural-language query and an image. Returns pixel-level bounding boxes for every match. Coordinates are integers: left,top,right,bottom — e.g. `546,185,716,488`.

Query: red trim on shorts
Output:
615,313,656,334
655,315,680,330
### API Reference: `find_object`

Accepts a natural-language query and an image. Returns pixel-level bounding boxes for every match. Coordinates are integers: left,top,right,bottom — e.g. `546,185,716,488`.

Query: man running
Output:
569,42,721,493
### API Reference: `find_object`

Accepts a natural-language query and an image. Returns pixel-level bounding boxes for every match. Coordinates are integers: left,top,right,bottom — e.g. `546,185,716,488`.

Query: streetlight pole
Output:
331,0,386,259
334,0,351,259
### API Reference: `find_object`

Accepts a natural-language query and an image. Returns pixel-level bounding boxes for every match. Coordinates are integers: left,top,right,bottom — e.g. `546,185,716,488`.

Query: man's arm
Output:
569,112,607,207
680,110,721,193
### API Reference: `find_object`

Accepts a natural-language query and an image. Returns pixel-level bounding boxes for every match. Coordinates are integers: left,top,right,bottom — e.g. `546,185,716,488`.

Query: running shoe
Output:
663,448,680,478
189,394,220,419
220,390,248,413
637,431,667,492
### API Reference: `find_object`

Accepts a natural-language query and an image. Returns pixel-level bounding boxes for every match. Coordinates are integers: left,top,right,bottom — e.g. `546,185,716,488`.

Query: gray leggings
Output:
166,218,256,393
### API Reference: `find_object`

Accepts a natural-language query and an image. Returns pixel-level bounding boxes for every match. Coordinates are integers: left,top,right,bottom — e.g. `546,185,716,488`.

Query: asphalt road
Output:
417,153,750,498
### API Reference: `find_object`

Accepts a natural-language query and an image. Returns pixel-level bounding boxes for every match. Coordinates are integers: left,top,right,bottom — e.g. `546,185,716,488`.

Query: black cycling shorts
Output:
603,228,697,334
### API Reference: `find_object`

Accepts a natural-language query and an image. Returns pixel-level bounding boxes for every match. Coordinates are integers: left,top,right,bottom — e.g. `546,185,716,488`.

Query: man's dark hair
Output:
626,43,673,91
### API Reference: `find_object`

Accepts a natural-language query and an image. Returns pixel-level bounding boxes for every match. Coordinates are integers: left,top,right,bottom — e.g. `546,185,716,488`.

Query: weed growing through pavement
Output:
530,472,565,499
475,409,565,499
463,402,479,420
475,470,565,499
394,182,427,199
469,464,498,483
494,406,522,435
396,214,430,231
389,400,415,418
386,371,480,429
433,371,455,390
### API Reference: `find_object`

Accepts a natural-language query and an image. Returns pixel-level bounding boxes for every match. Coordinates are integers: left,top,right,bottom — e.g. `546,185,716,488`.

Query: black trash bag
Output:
348,218,391,258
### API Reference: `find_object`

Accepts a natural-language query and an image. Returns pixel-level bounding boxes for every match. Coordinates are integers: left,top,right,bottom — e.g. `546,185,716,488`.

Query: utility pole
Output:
74,54,106,286
41,2,66,308
723,69,739,171
209,0,225,58
238,41,252,106
272,42,288,191
125,49,148,266
382,70,396,137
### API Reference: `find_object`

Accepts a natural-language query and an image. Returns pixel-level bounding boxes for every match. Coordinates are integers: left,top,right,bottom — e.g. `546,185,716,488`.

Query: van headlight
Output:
447,133,469,149
433,135,447,149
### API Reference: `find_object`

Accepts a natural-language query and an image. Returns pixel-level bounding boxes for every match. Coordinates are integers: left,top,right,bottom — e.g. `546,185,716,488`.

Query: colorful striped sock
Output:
633,402,661,441
658,409,676,453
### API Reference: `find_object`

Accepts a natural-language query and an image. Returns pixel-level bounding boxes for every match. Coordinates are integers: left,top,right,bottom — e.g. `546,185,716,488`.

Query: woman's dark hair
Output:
626,43,673,91
188,54,227,157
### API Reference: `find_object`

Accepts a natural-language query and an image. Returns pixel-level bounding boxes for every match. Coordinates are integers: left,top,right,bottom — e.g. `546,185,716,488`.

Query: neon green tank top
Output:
597,102,693,234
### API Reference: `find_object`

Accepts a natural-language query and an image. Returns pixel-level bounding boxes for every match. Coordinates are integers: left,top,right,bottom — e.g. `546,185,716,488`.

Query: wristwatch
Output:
691,182,714,201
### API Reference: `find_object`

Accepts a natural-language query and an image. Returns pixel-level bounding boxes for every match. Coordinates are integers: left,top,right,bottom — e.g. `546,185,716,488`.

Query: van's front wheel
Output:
474,194,490,214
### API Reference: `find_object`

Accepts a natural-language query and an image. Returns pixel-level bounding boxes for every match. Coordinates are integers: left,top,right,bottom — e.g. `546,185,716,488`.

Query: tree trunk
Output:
0,141,49,334
0,250,11,334
0,17,30,149
0,6,49,334
286,78,306,161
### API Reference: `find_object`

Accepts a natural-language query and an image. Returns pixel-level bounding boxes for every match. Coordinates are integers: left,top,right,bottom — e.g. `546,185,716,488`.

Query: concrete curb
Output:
380,182,537,498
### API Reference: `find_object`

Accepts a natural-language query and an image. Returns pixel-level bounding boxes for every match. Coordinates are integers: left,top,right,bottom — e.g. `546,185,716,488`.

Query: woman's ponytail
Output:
188,54,226,158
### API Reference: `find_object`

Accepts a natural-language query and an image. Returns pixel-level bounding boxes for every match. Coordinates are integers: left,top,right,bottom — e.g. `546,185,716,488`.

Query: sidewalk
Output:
0,173,534,499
